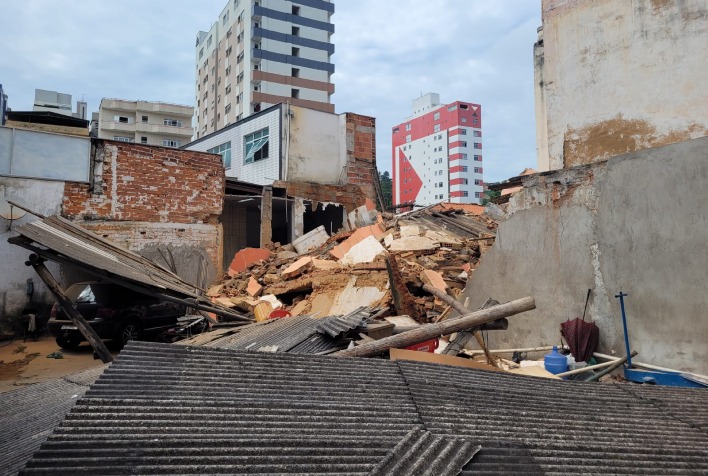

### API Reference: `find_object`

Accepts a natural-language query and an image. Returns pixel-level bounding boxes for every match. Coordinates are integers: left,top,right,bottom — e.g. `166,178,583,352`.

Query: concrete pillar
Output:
260,186,272,247
292,197,305,240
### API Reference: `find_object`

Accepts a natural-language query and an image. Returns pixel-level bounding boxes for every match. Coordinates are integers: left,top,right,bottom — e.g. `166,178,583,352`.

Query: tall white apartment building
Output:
392,93,484,206
96,99,194,148
194,0,335,139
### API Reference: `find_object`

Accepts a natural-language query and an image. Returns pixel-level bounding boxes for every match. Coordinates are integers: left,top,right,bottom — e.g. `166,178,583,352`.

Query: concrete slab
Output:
330,224,386,260
339,235,385,265
387,235,438,252
292,226,329,255
281,256,313,279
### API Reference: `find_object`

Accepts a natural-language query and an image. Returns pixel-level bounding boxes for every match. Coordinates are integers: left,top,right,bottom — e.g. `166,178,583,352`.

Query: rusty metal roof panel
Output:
398,360,708,475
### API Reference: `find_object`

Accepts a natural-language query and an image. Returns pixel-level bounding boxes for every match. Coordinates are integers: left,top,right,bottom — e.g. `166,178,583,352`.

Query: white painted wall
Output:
538,0,708,170
286,105,343,183
0,178,65,332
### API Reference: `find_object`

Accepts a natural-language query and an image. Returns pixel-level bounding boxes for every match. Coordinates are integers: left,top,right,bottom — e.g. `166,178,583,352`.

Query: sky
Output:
1,1,541,182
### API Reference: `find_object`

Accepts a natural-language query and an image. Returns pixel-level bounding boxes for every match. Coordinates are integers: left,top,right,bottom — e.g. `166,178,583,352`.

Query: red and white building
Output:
392,93,483,206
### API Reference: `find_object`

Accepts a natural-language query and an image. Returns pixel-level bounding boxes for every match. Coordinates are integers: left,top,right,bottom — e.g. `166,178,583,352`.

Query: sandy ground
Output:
0,335,113,393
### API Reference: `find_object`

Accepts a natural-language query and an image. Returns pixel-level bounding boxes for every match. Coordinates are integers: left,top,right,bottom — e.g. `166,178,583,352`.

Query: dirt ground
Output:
0,335,113,393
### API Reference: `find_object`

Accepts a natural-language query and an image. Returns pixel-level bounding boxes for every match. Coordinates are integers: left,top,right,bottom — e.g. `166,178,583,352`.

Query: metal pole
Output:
615,291,633,368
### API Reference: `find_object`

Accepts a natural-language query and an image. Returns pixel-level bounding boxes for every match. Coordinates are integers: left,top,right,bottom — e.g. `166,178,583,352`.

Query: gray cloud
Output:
1,0,540,182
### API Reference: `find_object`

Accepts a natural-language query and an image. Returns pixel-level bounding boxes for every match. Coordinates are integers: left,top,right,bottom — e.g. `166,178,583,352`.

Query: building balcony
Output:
99,121,135,133
135,122,194,137
101,99,137,112
136,101,193,118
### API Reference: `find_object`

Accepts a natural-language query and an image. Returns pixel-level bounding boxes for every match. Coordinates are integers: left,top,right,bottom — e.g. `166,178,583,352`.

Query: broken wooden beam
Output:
335,296,535,358
28,256,113,363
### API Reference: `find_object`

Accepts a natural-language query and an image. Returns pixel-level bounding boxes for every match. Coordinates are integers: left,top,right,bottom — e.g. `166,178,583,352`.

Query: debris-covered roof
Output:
20,342,708,475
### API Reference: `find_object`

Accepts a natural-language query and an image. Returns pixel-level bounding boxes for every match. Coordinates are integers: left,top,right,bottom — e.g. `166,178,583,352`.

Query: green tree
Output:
379,171,393,209
480,189,500,205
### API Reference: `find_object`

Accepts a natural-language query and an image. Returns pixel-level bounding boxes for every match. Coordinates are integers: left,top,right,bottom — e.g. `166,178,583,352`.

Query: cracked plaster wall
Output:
462,137,708,374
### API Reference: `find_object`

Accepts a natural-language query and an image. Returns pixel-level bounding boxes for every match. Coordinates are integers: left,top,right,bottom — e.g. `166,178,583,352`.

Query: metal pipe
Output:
615,291,633,368
585,351,638,382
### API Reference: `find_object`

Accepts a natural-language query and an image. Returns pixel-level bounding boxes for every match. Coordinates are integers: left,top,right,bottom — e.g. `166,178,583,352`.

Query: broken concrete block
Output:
230,296,260,312
263,273,280,285
259,294,283,310
290,299,310,316
215,297,236,308
228,248,272,275
400,225,421,237
312,259,341,271
340,235,386,265
281,243,296,252
292,225,329,254
281,256,313,279
206,284,223,297
246,277,263,297
387,235,438,252
420,269,448,293
277,250,299,260
330,224,386,260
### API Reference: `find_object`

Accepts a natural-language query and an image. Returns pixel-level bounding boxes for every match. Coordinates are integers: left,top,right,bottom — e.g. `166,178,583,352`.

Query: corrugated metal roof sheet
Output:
207,315,322,352
0,366,105,476
19,343,708,475
11,216,249,321
316,306,374,337
369,427,480,476
398,360,708,475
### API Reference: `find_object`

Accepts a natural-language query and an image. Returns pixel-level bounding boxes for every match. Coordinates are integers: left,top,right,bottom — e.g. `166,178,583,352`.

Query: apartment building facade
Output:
392,93,483,206
194,0,334,139
96,99,194,148
33,89,87,120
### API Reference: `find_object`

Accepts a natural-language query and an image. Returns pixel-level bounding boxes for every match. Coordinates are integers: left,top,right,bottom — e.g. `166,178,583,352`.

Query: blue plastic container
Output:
544,346,568,375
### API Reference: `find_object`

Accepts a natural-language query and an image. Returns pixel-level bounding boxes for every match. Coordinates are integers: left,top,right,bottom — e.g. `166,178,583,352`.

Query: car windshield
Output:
65,283,153,306
65,284,95,303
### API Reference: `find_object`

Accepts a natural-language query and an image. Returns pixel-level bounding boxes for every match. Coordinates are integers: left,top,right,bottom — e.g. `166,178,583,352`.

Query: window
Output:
475,192,481,198
461,153,468,160
292,68,299,77
438,182,443,187
474,155,482,161
473,130,482,137
223,11,229,25
405,134,411,143
236,52,244,63
254,42,260,50
292,5,300,15
474,142,482,149
140,136,148,144
163,119,183,127
236,113,243,121
405,123,411,131
226,85,232,94
447,105,457,112
253,85,259,91
463,178,469,184
199,48,204,59
244,128,269,163
163,139,181,148
208,142,232,169
225,104,231,114
460,141,467,147
237,72,244,83
292,26,300,36
461,117,467,123
438,134,442,139
292,47,300,57
226,46,233,56
227,27,232,38
461,166,468,172
434,124,440,133
113,136,133,142
226,65,232,75
460,104,469,110
434,112,440,120
475,179,483,185
459,129,467,135
473,118,479,125
114,115,130,124
141,115,148,123
291,89,300,99
474,167,483,173
463,191,469,197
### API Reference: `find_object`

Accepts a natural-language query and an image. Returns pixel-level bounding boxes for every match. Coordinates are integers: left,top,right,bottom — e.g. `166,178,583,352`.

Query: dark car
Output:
48,282,185,350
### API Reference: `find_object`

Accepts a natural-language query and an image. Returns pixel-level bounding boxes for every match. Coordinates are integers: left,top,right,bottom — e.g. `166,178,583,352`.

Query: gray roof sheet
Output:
18,342,708,475
0,366,105,476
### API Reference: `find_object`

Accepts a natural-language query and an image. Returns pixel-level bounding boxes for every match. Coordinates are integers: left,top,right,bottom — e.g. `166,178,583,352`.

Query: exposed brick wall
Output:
273,181,368,214
344,113,377,203
63,140,224,223
79,221,223,285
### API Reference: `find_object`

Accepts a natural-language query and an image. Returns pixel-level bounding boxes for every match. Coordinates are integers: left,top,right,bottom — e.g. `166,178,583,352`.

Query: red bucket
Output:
405,338,439,353
268,309,292,320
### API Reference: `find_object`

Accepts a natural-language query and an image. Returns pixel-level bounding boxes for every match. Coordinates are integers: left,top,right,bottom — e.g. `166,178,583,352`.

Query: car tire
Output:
56,336,81,351
115,319,142,349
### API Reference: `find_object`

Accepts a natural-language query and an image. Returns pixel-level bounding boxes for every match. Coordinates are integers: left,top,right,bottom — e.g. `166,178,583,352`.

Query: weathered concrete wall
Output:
63,140,225,284
287,105,344,184
0,179,65,333
4,120,88,137
463,137,708,373
537,0,708,170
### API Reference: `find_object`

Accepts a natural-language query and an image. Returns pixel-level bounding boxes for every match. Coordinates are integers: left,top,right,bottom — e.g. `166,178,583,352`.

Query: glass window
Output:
244,128,269,164
208,141,232,169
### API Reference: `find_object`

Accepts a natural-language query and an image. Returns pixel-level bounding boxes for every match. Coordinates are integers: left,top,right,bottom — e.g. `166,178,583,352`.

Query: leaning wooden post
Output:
336,296,535,358
260,185,273,247
27,255,113,363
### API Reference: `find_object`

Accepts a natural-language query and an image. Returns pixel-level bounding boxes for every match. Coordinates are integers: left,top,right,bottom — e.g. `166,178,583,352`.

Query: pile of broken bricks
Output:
206,209,497,326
